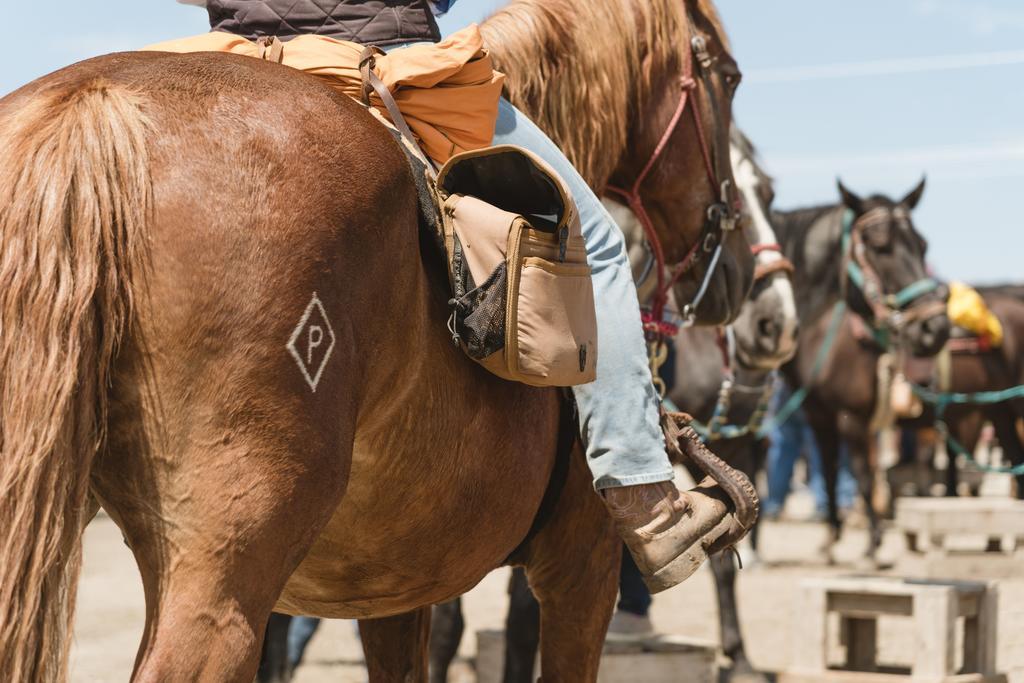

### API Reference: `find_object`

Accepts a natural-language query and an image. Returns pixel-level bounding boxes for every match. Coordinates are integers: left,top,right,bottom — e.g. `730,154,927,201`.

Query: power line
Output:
747,48,1024,84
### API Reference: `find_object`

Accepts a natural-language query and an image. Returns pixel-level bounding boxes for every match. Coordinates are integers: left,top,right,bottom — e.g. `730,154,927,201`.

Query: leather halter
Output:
605,23,741,341
750,242,794,282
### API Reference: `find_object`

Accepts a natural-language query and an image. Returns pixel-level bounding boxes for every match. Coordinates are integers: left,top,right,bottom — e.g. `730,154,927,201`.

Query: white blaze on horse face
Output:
730,146,798,357
287,293,337,392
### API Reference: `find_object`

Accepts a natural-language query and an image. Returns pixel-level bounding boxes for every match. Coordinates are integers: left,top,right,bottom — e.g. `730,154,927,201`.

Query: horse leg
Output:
428,598,464,683
710,438,767,683
710,552,766,683
804,406,842,560
517,444,619,682
359,607,432,682
258,613,294,683
991,406,1024,499
845,431,882,561
504,566,540,683
94,383,353,680
749,439,768,556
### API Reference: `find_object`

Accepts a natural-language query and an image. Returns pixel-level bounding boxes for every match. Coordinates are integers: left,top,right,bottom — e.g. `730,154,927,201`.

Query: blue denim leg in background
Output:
491,99,672,489
618,544,653,616
765,399,804,517
807,439,857,513
288,616,321,669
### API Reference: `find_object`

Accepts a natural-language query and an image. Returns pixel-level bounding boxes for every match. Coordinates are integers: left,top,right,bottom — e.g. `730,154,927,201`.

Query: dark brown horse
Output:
0,1,749,681
774,180,951,562
893,285,1024,500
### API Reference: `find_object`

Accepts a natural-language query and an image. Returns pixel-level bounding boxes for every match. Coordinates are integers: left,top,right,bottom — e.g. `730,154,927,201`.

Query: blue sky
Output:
3,1,1021,283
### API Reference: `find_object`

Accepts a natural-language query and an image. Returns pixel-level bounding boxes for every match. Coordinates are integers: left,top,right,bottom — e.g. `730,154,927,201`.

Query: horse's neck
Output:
777,205,845,326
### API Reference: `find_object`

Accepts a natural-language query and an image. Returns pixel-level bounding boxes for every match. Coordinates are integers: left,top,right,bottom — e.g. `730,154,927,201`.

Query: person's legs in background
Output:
287,616,322,670
836,441,857,510
764,392,806,519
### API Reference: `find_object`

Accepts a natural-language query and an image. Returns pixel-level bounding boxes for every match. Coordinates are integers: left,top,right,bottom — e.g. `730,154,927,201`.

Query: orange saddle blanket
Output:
144,25,504,164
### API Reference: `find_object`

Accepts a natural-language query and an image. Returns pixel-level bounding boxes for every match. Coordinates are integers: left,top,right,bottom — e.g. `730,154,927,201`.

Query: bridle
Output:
605,15,742,343
841,207,945,342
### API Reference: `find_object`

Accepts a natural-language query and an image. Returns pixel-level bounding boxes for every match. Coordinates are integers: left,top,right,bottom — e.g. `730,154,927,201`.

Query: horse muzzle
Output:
906,309,951,357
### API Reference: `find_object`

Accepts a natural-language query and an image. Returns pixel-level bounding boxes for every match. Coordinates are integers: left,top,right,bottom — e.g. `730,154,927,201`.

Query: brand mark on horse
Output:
286,293,336,392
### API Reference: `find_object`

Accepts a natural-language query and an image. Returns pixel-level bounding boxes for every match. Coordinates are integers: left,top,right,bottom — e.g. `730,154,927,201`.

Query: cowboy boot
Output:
603,477,733,593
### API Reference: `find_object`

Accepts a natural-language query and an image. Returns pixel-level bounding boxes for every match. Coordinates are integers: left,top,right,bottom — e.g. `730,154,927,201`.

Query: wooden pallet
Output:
780,576,1004,683
895,498,1024,579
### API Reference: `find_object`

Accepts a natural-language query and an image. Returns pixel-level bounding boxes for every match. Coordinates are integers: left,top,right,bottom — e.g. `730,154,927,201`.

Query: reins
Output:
605,27,740,348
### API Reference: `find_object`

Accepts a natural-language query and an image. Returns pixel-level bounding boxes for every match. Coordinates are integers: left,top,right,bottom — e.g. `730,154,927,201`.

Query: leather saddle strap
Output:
255,36,285,63
359,46,435,172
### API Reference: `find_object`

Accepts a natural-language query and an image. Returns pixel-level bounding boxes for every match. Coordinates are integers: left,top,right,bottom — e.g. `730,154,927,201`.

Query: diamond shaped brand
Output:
286,293,336,392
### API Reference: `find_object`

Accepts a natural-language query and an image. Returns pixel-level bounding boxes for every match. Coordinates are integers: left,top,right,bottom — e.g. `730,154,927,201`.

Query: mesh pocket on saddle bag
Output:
438,146,597,387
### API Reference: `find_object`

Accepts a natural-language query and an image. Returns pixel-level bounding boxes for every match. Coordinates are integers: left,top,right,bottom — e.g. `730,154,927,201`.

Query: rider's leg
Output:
491,98,732,591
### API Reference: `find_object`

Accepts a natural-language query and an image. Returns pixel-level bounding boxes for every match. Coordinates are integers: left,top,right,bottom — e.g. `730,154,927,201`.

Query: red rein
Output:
605,47,719,340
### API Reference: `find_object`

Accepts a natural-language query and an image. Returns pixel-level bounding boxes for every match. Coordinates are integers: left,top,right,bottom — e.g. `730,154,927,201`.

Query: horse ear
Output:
837,179,863,214
901,176,926,210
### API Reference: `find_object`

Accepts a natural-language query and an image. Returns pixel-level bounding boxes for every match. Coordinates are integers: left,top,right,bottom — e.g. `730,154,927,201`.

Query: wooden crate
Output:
474,629,716,683
895,498,1024,579
780,576,1004,683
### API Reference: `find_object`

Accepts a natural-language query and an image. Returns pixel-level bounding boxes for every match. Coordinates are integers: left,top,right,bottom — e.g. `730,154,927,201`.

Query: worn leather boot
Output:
603,477,733,593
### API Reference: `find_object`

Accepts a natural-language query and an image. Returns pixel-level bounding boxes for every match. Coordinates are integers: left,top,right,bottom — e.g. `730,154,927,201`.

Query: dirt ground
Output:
70,485,1024,682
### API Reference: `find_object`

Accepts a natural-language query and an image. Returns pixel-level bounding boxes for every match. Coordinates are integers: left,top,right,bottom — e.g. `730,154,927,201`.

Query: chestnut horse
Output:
0,1,749,681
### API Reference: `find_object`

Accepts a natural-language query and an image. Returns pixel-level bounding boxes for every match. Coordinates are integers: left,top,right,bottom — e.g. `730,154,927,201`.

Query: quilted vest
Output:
206,0,441,46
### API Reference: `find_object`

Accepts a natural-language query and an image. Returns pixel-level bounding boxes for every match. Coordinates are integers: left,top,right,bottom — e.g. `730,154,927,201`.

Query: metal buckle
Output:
691,36,712,69
703,232,717,253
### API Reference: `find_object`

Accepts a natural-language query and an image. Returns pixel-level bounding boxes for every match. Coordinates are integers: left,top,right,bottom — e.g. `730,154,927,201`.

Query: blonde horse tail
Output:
0,79,151,681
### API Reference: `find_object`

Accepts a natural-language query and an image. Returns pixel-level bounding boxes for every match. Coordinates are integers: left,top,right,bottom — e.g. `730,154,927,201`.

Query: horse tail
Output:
0,79,151,681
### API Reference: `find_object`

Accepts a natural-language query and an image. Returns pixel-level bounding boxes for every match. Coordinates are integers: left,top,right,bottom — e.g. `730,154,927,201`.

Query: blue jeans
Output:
766,384,856,515
288,616,321,668
491,100,671,489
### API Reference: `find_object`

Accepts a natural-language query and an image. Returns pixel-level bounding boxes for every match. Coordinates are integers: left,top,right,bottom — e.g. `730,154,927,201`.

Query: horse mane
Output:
482,0,718,188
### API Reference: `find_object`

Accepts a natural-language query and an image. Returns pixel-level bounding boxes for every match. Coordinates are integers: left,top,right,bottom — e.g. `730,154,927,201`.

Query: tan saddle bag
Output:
358,47,597,387
437,146,597,386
